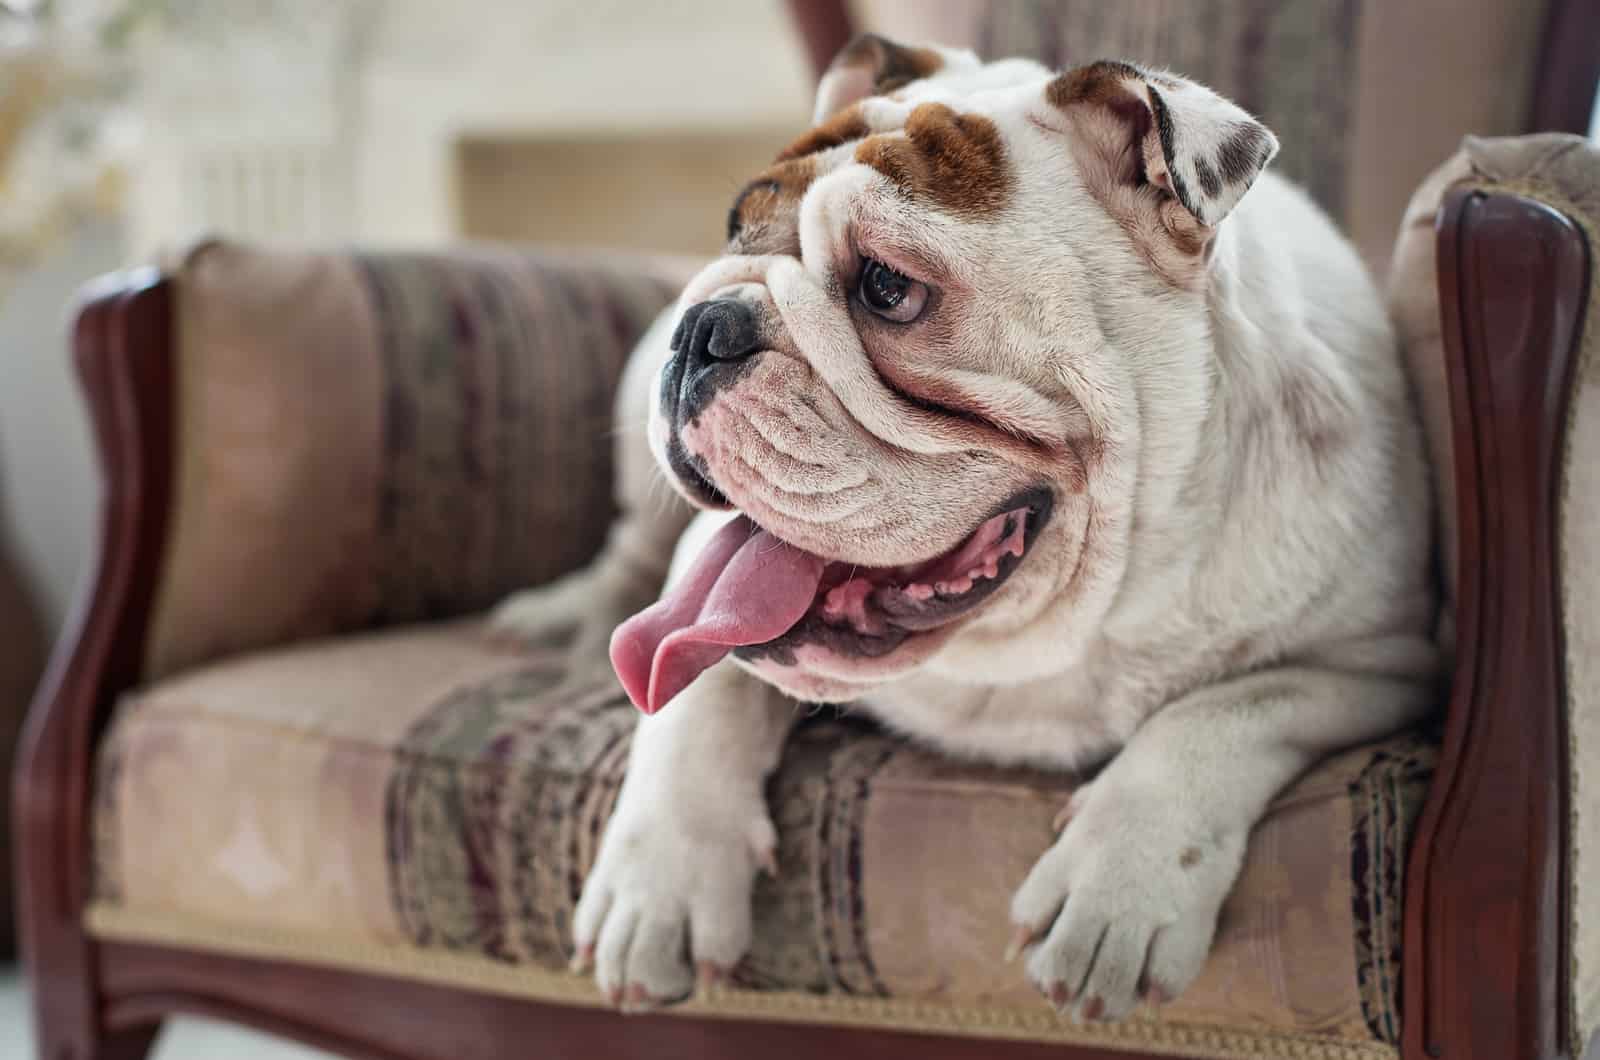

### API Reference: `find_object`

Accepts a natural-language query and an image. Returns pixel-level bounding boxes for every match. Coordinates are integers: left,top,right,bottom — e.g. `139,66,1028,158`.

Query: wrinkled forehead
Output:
725,58,1050,258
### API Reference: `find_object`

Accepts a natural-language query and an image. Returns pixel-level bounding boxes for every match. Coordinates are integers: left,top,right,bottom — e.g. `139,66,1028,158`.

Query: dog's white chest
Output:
857,671,1141,770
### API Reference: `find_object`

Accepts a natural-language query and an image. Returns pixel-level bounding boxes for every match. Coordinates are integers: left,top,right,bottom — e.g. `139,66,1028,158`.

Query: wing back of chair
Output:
796,0,1599,273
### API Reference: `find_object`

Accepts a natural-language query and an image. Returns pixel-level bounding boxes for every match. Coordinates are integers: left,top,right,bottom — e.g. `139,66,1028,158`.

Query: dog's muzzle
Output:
660,298,765,507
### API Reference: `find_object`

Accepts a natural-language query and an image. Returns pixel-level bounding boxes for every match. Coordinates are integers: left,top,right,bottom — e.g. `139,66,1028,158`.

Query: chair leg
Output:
101,1023,161,1060
31,1015,161,1060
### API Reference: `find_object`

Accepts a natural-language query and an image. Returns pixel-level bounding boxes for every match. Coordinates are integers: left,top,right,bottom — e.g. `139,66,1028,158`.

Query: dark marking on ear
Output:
811,34,946,126
777,105,871,162
1179,846,1203,870
1145,85,1196,218
1045,62,1153,185
1217,121,1272,184
1193,155,1223,199
856,103,1012,218
839,33,944,95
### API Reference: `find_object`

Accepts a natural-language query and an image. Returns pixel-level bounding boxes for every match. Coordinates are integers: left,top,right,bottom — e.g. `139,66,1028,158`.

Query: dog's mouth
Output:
610,487,1053,714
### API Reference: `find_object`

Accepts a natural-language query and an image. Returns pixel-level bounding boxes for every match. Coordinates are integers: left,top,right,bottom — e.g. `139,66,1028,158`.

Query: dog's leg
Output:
1009,639,1436,1022
491,306,694,664
572,659,793,1009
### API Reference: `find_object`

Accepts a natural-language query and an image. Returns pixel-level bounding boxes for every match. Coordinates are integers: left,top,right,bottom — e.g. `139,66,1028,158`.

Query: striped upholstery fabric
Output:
143,241,685,679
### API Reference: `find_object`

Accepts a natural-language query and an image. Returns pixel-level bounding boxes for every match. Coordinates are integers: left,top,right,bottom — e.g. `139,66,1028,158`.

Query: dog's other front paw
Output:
1008,784,1245,1023
571,788,776,1011
488,557,656,667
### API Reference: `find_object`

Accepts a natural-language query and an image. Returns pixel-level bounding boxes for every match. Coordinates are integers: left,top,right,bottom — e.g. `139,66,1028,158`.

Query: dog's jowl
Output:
492,33,1437,1023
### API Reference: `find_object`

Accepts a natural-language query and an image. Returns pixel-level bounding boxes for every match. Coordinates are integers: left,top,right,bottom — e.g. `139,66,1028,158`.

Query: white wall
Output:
0,221,117,632
125,0,814,253
355,0,812,243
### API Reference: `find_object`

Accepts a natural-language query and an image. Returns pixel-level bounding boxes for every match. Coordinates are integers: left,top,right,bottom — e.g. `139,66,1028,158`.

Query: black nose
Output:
672,299,762,368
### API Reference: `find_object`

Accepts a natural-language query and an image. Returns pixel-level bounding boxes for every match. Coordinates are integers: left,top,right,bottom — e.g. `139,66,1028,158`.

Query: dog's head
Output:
613,36,1279,713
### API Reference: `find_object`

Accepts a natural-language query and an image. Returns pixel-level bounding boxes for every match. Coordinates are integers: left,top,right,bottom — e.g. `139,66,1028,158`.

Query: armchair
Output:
14,5,1600,1060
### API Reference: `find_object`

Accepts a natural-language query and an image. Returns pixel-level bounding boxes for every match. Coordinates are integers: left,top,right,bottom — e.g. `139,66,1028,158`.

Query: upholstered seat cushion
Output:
89,622,1433,1058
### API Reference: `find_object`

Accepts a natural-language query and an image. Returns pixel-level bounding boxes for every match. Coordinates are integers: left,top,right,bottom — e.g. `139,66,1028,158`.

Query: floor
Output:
1,965,335,1059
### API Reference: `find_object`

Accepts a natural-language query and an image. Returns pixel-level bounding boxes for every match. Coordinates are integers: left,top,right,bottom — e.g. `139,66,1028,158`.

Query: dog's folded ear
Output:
812,33,949,125
1047,61,1278,230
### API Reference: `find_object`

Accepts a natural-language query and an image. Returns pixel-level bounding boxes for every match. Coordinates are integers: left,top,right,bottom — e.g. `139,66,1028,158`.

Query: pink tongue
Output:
610,516,827,714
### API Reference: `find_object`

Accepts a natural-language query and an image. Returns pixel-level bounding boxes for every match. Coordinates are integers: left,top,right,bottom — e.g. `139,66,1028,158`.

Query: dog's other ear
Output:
812,33,946,124
1047,61,1278,229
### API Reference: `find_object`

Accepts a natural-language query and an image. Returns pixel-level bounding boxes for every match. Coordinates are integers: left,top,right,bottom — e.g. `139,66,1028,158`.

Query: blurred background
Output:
0,1,1595,1054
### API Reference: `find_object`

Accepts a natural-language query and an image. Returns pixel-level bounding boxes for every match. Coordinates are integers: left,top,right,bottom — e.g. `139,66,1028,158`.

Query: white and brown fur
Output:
492,35,1437,1022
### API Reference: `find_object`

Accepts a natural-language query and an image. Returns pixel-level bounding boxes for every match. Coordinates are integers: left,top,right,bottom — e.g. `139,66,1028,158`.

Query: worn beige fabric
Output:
1565,248,1600,1060
149,241,384,680
1387,133,1600,1055
144,240,681,680
93,622,1435,1051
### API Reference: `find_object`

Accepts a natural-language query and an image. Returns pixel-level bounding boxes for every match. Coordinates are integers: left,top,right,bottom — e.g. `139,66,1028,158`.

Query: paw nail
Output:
1144,981,1172,1005
569,945,594,973
1047,981,1073,1007
1052,803,1075,832
1004,925,1034,963
621,983,652,1013
697,961,727,990
1081,996,1105,1021
759,847,781,878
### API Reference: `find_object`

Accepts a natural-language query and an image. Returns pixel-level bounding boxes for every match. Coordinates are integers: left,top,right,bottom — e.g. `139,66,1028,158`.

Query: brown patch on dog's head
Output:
775,105,871,163
726,157,817,256
856,103,1012,219
1046,60,1145,110
812,33,946,125
1044,60,1277,287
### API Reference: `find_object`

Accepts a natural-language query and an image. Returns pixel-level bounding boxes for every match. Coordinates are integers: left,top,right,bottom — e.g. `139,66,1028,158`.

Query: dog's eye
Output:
858,258,928,323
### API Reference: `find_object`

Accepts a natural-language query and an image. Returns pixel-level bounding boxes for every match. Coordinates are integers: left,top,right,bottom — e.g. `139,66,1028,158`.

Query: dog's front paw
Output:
571,790,776,1011
488,558,655,665
1008,784,1244,1023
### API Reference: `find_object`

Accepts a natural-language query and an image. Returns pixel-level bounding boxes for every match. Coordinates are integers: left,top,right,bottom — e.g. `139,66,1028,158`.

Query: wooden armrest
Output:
1403,188,1591,1060
13,268,174,1049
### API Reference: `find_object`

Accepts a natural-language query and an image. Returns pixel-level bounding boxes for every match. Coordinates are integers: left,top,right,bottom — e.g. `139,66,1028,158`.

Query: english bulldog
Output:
492,34,1438,1022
